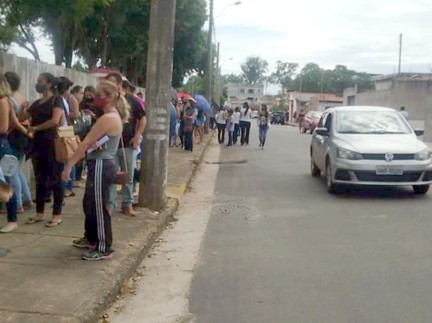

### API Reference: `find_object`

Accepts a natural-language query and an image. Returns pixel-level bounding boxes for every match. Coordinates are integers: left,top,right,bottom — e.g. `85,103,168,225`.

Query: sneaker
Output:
81,250,113,261
73,237,96,249
0,222,18,233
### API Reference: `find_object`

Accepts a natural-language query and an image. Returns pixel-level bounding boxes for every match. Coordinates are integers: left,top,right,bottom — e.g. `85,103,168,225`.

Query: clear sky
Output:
10,0,432,82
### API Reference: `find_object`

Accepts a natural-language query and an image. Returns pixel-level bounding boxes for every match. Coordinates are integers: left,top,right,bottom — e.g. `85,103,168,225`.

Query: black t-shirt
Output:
29,96,65,156
122,94,146,148
80,99,103,124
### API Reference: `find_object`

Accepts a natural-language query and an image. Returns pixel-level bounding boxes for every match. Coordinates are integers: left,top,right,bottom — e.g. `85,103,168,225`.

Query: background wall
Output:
0,51,99,103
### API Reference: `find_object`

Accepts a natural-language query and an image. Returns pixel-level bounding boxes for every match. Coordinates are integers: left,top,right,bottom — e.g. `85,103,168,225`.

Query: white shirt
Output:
400,110,409,120
233,111,240,124
216,111,226,124
240,107,252,122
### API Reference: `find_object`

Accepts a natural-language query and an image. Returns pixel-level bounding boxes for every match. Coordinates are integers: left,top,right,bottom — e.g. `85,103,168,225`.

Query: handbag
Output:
54,99,81,163
0,154,19,177
115,136,128,185
55,125,80,163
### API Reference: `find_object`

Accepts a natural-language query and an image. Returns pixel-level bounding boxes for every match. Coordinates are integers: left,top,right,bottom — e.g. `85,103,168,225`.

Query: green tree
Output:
172,0,207,87
1,0,208,86
290,63,373,95
0,0,43,60
241,56,268,84
222,73,243,83
183,74,205,95
270,61,298,92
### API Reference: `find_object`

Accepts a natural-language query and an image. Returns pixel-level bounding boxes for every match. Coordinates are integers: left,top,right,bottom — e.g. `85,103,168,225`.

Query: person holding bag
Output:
62,80,126,261
106,74,145,216
20,72,66,228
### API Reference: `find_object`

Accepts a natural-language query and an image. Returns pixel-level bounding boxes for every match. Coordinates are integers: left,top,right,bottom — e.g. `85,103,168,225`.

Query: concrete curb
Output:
168,131,215,196
77,133,214,323
77,199,179,323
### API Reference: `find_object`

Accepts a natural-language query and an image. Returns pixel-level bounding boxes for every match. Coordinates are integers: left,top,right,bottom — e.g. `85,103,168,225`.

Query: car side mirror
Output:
414,129,424,137
315,127,329,136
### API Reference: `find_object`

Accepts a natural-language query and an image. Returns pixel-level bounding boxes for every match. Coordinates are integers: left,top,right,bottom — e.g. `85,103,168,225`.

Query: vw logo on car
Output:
385,153,394,162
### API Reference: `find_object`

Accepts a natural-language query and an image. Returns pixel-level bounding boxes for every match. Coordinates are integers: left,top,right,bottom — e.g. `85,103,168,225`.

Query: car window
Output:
318,113,328,128
324,113,332,131
336,111,411,134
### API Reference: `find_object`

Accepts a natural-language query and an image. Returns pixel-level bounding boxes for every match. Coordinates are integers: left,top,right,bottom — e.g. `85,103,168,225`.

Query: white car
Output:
252,110,259,119
310,106,432,194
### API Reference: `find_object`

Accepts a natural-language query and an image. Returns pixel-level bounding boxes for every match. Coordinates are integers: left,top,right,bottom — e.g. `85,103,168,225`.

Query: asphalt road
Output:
189,124,432,323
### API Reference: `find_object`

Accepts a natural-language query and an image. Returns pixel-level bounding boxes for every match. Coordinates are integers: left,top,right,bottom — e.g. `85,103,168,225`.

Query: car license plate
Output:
376,166,404,175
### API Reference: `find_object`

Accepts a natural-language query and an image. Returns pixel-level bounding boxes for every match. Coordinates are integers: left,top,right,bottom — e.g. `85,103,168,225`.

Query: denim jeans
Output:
210,117,216,130
0,136,18,222
240,121,251,145
233,124,240,144
65,166,76,191
108,147,137,210
259,125,269,146
9,156,32,208
217,124,225,144
184,132,193,152
227,131,233,146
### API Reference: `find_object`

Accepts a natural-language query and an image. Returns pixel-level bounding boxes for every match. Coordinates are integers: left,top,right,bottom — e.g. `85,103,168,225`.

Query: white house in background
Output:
288,91,344,120
288,92,316,120
226,83,264,108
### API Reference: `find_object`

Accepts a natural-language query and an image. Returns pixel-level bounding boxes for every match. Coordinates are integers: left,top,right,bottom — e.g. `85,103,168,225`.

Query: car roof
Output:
325,106,396,113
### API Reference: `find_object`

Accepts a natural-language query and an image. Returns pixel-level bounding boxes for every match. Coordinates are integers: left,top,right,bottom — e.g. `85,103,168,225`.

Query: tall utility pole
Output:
215,42,220,105
398,33,403,75
206,0,214,102
139,0,177,211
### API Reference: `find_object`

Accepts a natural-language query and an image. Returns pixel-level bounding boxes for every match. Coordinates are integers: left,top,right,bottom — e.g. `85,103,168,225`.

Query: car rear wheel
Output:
326,161,337,194
413,185,430,195
311,158,321,177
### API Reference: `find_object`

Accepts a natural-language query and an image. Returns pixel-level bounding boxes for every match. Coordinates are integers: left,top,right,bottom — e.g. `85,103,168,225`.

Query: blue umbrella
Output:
194,94,212,116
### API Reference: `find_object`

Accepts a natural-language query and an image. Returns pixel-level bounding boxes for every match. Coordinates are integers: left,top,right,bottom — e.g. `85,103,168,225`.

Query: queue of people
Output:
0,71,147,261
212,102,270,149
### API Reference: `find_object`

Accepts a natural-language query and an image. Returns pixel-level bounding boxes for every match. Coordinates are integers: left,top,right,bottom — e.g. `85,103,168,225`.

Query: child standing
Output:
226,109,235,147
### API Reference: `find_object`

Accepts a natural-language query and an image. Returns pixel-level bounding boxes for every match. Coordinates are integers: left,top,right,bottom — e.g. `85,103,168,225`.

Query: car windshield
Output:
336,111,412,134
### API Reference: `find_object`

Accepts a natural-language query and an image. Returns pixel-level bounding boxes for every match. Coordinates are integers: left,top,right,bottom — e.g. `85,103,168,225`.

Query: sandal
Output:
26,216,44,224
64,192,76,198
45,220,62,228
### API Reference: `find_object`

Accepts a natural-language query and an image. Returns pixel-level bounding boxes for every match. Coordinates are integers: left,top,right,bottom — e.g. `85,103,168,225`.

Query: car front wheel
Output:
326,161,337,194
413,185,430,195
311,158,321,177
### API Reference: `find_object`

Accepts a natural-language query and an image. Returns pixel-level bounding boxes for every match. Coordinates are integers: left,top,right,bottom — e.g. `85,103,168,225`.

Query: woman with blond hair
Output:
62,80,127,261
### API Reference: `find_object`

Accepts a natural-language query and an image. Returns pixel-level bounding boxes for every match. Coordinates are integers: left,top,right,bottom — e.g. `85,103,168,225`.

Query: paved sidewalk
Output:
0,133,212,323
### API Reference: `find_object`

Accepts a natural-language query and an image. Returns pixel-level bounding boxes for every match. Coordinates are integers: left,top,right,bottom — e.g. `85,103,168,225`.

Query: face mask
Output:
93,96,109,109
35,83,47,94
84,97,94,103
